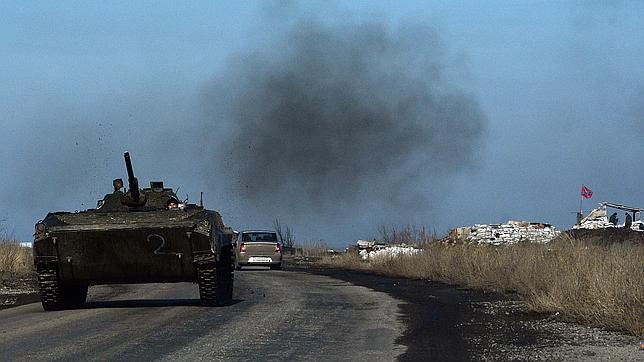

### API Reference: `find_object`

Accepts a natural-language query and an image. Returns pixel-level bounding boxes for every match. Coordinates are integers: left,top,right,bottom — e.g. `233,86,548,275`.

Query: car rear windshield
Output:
241,232,278,242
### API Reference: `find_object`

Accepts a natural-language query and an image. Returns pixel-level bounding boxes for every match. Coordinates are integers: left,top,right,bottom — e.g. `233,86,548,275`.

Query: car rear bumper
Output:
237,254,282,266
237,261,281,267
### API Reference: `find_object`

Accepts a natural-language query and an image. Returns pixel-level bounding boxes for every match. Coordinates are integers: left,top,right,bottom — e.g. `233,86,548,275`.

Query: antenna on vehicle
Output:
200,192,203,207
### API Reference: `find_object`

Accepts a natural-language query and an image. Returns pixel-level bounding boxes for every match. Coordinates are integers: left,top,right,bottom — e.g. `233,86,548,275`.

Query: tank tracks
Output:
36,260,87,311
196,248,234,306
37,264,63,311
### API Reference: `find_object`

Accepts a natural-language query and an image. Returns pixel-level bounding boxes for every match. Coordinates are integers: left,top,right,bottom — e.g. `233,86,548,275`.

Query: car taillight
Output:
275,243,281,253
240,243,246,253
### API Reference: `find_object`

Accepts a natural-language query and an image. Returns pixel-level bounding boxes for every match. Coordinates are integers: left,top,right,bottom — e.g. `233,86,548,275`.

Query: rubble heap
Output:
575,219,614,230
354,240,421,260
358,245,422,260
453,220,560,245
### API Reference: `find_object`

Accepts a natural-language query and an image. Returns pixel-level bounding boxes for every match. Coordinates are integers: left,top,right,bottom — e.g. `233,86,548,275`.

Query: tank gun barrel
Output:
124,152,141,202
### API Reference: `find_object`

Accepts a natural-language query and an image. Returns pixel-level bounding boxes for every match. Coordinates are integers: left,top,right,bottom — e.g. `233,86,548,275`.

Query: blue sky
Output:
1,1,643,245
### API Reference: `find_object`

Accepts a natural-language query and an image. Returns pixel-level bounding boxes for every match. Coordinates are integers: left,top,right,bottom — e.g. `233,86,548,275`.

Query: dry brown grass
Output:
322,235,643,336
296,240,333,257
0,238,33,282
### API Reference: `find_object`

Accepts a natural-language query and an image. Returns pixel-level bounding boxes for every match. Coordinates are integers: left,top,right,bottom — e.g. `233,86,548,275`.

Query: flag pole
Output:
578,184,584,225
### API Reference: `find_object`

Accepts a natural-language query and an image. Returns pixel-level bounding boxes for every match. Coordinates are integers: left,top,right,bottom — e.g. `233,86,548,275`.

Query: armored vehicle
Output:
33,152,235,310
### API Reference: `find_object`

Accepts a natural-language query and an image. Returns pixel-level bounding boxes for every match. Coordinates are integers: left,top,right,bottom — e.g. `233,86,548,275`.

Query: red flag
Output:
581,185,593,199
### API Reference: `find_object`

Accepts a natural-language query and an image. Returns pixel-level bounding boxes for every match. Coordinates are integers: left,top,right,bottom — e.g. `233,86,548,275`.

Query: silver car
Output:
235,230,283,270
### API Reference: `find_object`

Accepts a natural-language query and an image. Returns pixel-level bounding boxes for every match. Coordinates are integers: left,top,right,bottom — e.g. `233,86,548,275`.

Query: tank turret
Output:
96,152,184,211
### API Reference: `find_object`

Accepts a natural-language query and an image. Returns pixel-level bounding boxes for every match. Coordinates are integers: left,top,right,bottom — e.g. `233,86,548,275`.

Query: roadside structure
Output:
450,220,560,245
574,202,644,231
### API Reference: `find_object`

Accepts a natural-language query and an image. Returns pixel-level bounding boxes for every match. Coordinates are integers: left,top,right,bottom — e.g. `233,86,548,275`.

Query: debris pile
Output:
452,220,560,245
574,218,614,230
354,239,421,260
358,245,422,260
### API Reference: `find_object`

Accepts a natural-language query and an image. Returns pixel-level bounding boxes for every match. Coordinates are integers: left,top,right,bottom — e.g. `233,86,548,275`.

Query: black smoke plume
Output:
203,19,487,219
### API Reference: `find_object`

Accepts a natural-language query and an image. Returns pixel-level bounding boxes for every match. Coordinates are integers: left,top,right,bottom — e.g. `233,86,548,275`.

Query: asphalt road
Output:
0,269,406,361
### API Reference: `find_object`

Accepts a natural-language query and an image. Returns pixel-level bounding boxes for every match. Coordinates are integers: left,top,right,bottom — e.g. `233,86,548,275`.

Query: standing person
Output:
609,212,618,225
625,212,632,229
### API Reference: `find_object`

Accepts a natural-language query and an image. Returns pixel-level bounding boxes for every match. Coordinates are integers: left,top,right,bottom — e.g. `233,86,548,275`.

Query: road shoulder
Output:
292,265,640,361
0,276,38,311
